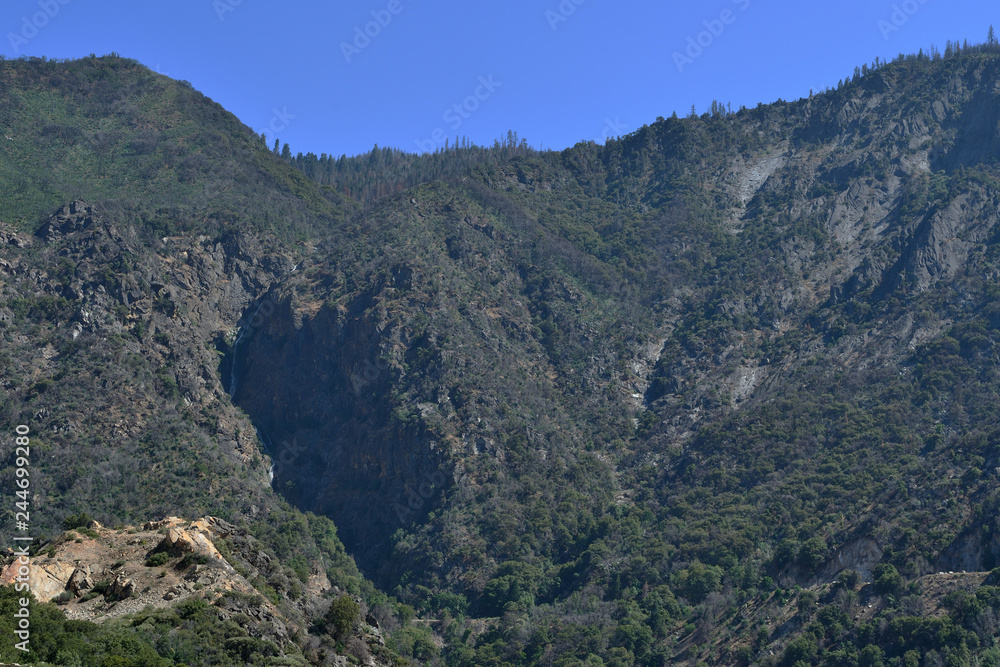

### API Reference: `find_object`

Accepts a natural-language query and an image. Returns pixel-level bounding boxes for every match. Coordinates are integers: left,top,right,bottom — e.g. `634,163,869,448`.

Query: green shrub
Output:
145,552,170,567
176,596,209,619
177,553,209,569
62,512,93,530
873,563,902,595
326,595,360,639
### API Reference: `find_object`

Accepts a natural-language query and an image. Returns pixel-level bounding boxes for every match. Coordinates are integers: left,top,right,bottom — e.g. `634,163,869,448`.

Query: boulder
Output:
68,566,95,595
143,516,185,531
108,574,136,600
159,526,227,565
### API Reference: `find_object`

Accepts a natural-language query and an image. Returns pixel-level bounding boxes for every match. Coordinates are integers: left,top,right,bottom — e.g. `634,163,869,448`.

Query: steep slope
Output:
0,56,405,666
0,54,354,237
233,48,1000,665
4,46,1000,666
0,516,394,665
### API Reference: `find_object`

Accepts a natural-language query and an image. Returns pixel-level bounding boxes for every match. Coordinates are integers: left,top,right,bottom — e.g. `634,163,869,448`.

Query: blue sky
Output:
1,1,996,158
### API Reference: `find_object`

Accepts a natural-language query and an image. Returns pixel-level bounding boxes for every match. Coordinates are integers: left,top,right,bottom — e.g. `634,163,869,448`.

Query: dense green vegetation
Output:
273,39,1000,665
0,53,353,242
1,33,1000,665
0,584,288,665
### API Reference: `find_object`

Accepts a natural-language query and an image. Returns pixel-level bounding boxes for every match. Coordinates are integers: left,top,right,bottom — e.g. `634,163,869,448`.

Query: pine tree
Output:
989,25,997,48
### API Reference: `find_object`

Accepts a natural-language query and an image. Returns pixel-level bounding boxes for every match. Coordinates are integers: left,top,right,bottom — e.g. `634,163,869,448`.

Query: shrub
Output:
782,635,818,666
62,512,93,530
176,597,209,619
224,636,280,662
145,552,170,567
177,553,209,569
326,595,360,639
674,561,723,604
873,563,902,595
796,537,828,572
837,569,861,591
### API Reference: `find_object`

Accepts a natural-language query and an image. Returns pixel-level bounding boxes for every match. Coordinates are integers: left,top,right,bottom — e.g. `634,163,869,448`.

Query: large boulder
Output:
0,559,75,603
158,524,229,566
107,573,136,600
68,566,95,596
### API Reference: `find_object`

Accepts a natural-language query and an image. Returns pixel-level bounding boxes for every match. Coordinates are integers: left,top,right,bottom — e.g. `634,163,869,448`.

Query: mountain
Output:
2,41,1000,665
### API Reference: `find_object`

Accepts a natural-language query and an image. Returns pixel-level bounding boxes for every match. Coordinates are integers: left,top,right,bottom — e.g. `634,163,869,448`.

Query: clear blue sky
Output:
1,0,996,158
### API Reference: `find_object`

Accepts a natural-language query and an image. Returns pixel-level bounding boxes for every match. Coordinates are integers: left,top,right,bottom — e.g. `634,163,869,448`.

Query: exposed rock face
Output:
0,201,304,535
820,538,884,583
0,560,76,603
158,522,230,565
37,200,96,240
0,221,32,248
935,529,1000,573
232,289,452,578
0,517,315,651
67,566,95,595
108,573,137,600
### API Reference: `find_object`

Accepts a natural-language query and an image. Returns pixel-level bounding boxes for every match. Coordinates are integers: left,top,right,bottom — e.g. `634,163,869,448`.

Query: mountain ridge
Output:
2,43,1000,665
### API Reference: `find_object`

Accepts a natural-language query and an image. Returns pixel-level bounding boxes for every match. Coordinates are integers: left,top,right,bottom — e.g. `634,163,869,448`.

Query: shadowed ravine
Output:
228,286,452,585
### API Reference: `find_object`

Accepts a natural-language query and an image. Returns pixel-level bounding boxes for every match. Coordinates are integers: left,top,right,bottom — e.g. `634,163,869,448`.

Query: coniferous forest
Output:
2,32,1000,666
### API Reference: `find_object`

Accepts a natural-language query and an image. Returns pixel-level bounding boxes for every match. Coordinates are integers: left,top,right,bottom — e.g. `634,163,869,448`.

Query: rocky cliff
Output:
0,516,393,665
5,50,1000,664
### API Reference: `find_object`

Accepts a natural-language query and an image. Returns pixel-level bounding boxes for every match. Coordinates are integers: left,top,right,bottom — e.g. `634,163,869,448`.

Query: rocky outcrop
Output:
232,288,452,580
0,560,76,603
67,566,95,596
820,538,884,583
0,517,317,651
0,200,306,536
158,523,229,566
36,200,96,241
107,573,137,600
935,529,1000,574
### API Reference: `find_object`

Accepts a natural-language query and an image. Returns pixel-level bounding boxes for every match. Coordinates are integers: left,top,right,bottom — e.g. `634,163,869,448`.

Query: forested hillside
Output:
2,38,1000,665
